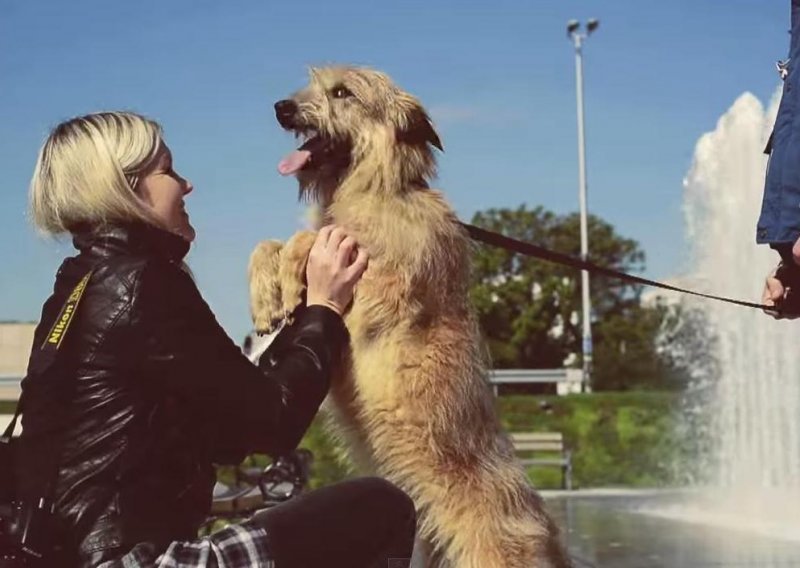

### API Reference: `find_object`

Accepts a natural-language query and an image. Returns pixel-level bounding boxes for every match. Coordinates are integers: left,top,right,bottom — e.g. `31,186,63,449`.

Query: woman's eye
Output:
331,85,354,99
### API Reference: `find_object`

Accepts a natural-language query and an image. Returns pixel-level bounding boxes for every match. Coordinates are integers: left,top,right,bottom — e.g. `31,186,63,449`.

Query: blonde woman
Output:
13,112,415,567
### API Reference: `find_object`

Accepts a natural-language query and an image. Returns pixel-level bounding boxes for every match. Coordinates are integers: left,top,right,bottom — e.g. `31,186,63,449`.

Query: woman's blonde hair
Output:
30,111,164,234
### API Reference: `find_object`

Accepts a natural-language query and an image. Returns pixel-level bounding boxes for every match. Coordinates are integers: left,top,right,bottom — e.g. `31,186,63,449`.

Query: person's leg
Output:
250,476,416,568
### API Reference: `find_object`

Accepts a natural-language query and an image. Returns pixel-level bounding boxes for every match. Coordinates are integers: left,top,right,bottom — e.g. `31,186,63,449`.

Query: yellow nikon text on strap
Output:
43,271,93,350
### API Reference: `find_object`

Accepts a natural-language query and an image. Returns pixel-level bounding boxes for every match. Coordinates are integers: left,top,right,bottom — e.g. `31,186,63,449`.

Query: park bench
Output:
510,432,573,490
206,449,313,531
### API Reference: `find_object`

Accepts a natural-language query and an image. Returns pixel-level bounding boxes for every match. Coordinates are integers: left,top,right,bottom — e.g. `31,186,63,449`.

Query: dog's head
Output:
275,66,442,202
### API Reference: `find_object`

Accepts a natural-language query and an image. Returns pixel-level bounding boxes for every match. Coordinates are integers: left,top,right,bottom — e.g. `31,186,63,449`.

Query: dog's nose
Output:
275,99,298,128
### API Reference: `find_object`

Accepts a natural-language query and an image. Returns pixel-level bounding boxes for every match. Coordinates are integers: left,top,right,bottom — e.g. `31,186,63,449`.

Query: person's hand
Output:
305,225,368,316
762,265,800,319
792,234,800,266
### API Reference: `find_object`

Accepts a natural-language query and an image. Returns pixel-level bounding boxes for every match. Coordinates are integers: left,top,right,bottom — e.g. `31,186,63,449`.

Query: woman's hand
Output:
305,225,369,316
762,265,799,319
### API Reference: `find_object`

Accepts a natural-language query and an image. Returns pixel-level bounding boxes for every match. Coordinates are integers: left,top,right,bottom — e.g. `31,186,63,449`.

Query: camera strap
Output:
36,270,93,504
1,398,21,442
2,271,93,445
3,269,93,547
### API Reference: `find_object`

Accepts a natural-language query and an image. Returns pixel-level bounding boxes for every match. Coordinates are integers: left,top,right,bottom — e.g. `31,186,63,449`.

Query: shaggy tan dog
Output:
249,66,571,568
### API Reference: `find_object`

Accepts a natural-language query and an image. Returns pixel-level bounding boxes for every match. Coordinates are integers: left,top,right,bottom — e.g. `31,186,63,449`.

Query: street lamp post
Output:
567,18,599,392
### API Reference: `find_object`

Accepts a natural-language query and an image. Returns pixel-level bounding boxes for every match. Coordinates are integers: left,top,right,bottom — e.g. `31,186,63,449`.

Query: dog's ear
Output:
397,105,443,152
307,66,323,85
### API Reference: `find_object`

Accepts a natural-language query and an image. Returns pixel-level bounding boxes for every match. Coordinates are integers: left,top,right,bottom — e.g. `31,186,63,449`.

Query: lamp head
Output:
567,20,580,36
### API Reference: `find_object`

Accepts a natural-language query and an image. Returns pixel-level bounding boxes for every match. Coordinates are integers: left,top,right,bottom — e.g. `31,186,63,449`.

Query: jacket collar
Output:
72,222,191,262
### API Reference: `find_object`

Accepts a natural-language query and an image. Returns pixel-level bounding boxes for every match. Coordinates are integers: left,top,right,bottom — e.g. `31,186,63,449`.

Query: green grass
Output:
285,391,687,490
498,392,685,488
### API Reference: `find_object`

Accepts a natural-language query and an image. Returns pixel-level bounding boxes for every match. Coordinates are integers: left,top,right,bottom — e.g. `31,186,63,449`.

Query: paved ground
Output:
546,490,800,568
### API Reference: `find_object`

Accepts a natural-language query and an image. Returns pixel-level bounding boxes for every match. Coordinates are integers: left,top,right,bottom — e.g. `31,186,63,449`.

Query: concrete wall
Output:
0,322,35,375
0,322,35,400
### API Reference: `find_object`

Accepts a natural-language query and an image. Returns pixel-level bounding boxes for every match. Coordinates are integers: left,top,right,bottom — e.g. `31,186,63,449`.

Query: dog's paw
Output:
248,240,285,333
279,230,316,317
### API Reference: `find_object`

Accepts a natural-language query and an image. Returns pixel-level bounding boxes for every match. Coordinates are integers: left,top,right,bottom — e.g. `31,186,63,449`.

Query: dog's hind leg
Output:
248,240,285,333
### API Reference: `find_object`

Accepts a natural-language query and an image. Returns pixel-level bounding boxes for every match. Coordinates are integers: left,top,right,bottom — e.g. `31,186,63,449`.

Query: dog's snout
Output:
275,99,298,128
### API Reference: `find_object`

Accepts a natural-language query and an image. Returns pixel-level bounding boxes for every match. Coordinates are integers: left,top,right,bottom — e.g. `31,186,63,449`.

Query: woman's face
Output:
136,143,195,242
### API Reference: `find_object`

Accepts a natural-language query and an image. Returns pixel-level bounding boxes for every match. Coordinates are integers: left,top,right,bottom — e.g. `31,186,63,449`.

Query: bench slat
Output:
509,431,573,490
210,486,265,515
511,433,563,442
519,459,569,466
514,442,565,452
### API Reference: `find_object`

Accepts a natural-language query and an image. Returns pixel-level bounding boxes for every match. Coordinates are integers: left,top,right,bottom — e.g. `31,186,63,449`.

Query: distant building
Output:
0,322,35,401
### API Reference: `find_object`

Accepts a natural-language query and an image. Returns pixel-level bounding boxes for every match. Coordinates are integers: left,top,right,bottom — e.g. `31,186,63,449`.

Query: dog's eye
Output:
331,85,354,99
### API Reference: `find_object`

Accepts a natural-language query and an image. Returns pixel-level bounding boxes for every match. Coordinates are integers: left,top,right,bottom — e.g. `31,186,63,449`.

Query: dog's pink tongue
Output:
278,150,311,176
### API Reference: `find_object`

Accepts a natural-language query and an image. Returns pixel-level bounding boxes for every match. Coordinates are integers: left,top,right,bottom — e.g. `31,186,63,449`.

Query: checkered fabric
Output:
99,523,274,568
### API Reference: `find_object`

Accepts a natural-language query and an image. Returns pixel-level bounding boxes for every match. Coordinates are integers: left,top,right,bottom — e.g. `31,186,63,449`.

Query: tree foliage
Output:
469,205,682,390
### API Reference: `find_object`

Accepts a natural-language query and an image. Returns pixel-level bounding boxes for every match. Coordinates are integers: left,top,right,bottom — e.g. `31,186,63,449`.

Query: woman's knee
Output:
355,477,416,526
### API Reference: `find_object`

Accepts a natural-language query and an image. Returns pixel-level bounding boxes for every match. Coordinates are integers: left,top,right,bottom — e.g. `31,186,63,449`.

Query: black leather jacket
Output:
15,223,347,566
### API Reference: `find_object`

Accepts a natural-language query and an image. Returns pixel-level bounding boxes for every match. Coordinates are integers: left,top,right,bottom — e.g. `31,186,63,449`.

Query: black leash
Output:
460,222,772,312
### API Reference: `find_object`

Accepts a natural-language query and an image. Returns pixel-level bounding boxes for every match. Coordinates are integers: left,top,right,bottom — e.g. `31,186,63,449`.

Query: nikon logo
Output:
47,303,75,345
42,271,92,351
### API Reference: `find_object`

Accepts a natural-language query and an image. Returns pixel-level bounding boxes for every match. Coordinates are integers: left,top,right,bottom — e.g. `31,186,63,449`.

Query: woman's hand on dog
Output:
306,225,368,316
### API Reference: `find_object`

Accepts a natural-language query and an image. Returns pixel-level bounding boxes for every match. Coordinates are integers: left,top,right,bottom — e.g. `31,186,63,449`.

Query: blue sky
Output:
0,0,788,341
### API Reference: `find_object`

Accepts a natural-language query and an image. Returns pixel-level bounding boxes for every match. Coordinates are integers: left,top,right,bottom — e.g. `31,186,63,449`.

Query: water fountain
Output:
653,88,800,539
549,91,800,566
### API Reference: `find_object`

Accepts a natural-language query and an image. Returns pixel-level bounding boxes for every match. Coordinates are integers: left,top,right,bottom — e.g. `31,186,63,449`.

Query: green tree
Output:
592,303,684,390
469,205,675,390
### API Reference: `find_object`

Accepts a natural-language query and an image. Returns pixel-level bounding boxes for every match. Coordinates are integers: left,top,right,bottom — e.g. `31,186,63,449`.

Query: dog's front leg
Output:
248,240,285,333
278,230,317,320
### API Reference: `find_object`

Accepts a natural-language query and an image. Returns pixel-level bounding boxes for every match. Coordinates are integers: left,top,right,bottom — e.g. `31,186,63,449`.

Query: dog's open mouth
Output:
277,132,322,176
278,131,352,177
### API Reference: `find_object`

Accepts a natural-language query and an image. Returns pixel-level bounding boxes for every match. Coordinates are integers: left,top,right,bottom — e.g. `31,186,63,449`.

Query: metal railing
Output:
487,369,583,396
0,370,584,401
0,374,22,401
